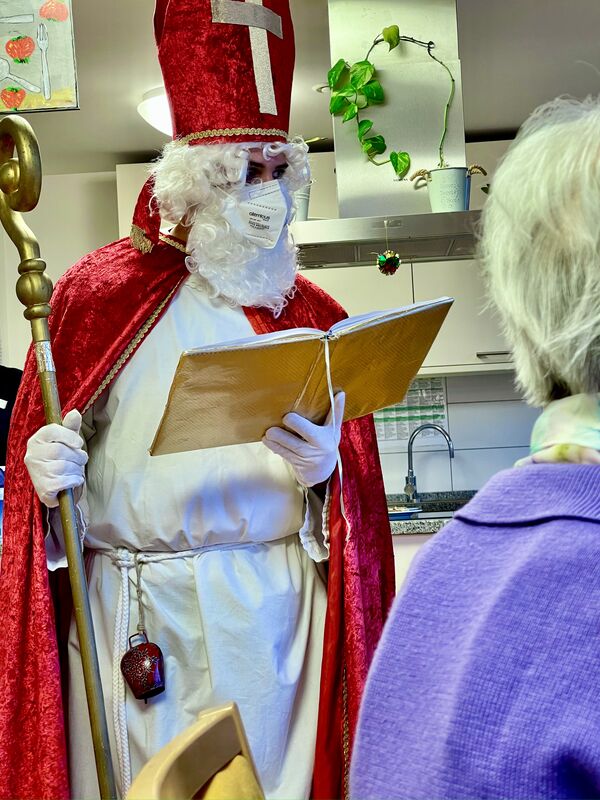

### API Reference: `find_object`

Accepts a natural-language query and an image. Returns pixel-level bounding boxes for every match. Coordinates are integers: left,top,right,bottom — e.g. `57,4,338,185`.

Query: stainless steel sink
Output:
388,507,423,521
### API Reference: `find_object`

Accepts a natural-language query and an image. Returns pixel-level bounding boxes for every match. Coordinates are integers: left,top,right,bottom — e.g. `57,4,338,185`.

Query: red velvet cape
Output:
0,238,394,800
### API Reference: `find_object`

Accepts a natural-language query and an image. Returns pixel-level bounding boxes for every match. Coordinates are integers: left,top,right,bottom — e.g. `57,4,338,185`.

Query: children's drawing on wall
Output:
0,1,77,113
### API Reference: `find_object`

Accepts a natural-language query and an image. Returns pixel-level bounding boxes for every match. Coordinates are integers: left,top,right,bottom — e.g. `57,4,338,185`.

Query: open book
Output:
150,297,453,454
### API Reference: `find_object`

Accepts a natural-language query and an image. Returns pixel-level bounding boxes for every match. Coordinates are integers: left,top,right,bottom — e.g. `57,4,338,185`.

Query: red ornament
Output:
120,632,165,701
376,250,402,276
1,87,26,110
39,0,69,22
5,36,35,64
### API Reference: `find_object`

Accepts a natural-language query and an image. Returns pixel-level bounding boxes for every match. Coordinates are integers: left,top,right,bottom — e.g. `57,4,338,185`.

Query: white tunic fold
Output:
66,273,327,799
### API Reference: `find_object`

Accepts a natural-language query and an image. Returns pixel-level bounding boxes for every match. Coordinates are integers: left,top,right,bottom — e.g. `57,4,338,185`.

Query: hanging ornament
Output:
374,219,402,276
120,558,166,702
377,250,401,275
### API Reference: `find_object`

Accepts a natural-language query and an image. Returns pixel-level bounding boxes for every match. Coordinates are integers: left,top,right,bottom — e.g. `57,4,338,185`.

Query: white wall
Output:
0,172,119,368
465,139,511,209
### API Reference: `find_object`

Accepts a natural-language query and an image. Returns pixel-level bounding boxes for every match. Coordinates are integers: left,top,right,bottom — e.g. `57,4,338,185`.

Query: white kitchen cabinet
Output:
393,535,434,592
303,264,413,317
412,259,511,373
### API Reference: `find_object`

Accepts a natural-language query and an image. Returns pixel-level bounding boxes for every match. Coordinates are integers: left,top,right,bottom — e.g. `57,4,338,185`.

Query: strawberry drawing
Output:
5,36,35,64
39,0,69,22
1,87,26,110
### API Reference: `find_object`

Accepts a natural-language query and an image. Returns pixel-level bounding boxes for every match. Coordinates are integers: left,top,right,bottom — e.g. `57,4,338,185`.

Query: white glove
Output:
24,409,87,508
263,392,345,487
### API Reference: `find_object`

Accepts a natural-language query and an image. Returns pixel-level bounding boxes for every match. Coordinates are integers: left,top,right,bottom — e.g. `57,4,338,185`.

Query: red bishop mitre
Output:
131,0,296,253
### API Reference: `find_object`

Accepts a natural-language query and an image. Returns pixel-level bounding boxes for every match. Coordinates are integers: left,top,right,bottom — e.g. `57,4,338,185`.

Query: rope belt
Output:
104,541,261,794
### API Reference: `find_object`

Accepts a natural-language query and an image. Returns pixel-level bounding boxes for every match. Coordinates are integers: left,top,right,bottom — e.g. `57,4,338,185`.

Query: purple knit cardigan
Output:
351,464,600,800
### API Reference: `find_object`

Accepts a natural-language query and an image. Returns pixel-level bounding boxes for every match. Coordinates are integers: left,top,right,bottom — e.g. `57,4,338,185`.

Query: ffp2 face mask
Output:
221,180,291,249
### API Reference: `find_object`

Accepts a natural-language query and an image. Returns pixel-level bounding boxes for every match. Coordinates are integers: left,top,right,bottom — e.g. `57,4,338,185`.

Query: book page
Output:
328,300,453,423
184,326,323,355
329,297,452,336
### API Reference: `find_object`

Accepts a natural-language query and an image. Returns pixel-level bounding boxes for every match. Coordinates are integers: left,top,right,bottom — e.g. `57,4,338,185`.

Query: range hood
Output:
293,210,481,268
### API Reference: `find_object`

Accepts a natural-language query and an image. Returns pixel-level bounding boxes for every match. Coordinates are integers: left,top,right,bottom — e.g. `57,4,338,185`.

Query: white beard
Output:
184,211,299,317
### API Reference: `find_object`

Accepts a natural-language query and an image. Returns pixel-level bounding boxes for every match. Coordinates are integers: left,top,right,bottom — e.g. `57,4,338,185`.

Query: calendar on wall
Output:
0,0,77,114
374,377,448,442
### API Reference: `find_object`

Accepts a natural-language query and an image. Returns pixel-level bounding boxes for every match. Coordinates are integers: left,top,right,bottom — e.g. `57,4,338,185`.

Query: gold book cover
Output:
150,297,453,454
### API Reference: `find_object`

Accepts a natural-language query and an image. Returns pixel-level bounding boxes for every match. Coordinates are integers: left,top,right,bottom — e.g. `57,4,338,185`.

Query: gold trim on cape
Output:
130,224,154,254
159,233,188,253
82,283,182,414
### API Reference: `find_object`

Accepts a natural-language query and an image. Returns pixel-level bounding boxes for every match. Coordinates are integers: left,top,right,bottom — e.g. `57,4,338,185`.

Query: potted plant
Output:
328,26,486,212
410,165,487,213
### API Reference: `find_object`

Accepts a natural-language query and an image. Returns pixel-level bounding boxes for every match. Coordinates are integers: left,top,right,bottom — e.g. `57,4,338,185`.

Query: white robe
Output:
51,273,328,799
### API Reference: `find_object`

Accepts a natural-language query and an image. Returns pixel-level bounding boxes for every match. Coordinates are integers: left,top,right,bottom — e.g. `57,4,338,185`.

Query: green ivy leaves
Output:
349,60,375,89
328,58,348,91
329,92,348,115
390,151,410,179
361,134,386,156
357,120,373,140
327,25,410,178
362,80,384,103
343,103,358,122
382,25,400,50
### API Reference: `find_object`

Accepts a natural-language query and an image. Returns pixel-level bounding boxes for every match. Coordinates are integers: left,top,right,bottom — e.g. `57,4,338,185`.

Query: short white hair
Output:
480,95,600,406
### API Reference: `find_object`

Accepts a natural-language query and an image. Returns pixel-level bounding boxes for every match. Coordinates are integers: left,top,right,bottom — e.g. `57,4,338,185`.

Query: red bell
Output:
120,632,165,701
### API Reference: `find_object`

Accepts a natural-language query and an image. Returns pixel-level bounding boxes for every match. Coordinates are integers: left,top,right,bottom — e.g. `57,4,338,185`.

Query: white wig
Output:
479,95,600,406
150,137,310,226
149,138,309,315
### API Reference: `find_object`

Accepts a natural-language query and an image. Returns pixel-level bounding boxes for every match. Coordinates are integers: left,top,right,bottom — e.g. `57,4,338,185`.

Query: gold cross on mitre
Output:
210,0,283,115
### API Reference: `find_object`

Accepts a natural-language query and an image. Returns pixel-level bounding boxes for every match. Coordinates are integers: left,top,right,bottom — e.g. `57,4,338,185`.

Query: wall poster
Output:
374,378,448,443
0,0,77,114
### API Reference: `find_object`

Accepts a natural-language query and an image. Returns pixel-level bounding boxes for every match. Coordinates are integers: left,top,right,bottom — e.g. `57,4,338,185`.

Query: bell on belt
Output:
120,631,166,701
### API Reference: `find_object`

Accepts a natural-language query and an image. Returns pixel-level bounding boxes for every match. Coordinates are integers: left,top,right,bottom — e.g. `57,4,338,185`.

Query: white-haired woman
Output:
350,95,600,800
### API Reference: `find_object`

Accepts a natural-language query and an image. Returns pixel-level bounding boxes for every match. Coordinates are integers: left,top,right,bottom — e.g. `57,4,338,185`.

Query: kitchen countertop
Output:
390,518,449,535
387,490,477,513
387,490,477,536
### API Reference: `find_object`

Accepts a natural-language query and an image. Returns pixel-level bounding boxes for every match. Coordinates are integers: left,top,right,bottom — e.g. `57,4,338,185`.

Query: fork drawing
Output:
36,22,51,100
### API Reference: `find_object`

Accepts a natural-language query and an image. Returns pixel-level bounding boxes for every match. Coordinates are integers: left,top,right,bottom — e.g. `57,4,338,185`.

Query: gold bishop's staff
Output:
0,114,117,800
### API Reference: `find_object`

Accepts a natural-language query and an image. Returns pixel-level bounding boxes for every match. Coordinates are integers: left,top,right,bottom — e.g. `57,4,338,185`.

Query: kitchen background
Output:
0,0,598,586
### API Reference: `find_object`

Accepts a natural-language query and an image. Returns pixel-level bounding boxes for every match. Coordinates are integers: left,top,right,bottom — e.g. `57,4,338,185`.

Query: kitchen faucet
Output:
404,424,454,500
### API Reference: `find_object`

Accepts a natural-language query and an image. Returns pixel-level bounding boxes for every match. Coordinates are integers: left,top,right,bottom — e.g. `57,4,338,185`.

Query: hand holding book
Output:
263,392,345,487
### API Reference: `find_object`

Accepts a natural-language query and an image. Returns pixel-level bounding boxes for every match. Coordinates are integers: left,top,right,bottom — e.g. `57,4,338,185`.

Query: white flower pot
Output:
428,167,469,212
294,185,312,221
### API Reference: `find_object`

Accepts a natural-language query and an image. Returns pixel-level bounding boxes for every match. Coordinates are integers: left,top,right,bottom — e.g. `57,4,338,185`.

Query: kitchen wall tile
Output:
446,373,522,404
448,401,539,450
377,433,453,455
451,447,529,490
379,450,453,495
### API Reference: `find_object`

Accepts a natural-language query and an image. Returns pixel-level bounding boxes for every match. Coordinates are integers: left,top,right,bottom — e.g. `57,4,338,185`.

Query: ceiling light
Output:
137,87,173,136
